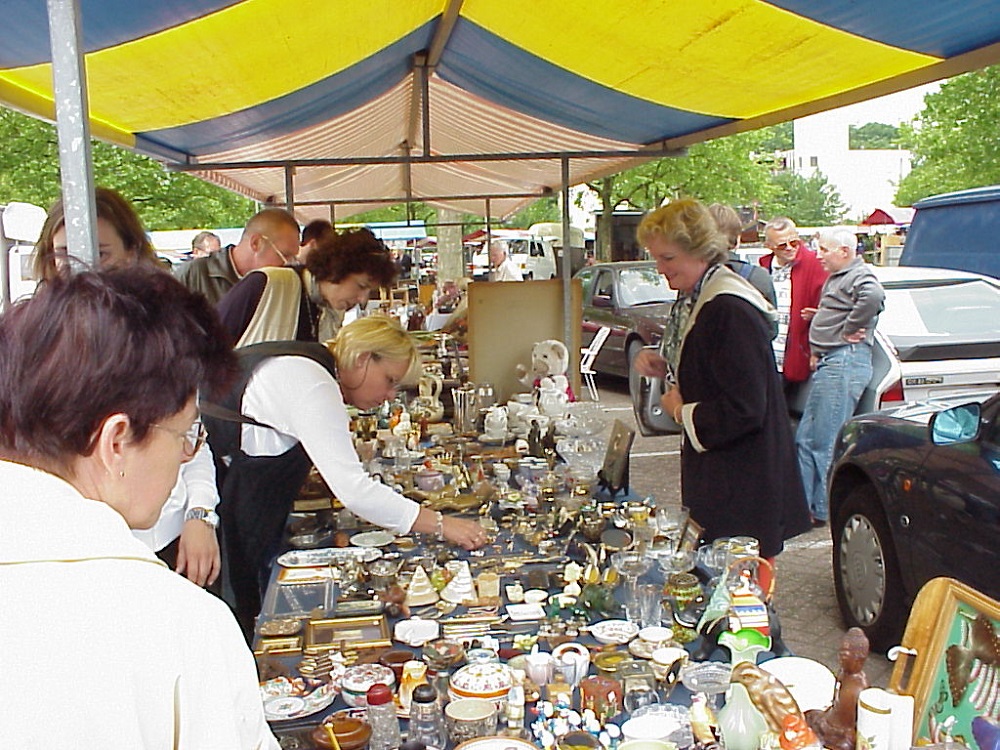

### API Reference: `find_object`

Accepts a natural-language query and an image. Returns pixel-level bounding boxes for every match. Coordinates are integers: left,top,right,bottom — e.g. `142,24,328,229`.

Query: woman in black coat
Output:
633,199,810,581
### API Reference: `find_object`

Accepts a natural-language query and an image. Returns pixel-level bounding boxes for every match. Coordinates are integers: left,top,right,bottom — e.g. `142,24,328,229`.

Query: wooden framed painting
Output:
889,577,1000,749
305,615,391,651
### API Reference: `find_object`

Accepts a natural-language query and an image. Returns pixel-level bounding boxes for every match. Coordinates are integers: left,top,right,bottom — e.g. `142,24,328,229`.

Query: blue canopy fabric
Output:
3,0,1000,218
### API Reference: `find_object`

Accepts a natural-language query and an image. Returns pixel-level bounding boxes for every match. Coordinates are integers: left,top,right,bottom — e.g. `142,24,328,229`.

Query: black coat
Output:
678,293,810,558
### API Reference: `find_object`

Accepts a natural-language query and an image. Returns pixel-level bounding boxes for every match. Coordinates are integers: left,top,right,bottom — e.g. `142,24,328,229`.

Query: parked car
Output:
899,184,1000,279
828,391,1000,651
787,265,1000,417
575,261,676,379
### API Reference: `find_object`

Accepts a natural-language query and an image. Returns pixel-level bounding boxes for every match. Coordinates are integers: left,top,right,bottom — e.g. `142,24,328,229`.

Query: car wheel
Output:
832,484,906,651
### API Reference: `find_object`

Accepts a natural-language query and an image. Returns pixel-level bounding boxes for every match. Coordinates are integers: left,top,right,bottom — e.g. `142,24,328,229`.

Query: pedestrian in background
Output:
796,228,884,525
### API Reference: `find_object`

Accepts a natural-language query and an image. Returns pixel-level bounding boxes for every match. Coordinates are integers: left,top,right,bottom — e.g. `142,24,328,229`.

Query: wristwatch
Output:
185,507,220,529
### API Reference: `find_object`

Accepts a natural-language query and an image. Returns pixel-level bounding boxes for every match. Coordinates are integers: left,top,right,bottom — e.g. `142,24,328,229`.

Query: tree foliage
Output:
848,122,900,150
895,64,1000,205
0,107,255,229
768,171,846,225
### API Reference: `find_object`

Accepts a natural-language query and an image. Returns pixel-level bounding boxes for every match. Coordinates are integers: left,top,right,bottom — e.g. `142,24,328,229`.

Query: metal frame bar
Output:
47,0,98,268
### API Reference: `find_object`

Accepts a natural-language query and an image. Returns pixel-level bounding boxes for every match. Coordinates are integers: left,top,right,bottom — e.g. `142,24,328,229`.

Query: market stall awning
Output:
3,1,1000,219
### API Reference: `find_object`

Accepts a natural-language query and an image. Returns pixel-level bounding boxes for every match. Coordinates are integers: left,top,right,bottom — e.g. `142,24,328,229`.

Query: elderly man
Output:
796,229,885,525
176,208,300,305
489,240,523,281
759,216,828,401
190,230,221,258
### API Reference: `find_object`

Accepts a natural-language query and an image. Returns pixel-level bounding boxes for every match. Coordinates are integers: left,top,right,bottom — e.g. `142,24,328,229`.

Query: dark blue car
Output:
828,391,1000,651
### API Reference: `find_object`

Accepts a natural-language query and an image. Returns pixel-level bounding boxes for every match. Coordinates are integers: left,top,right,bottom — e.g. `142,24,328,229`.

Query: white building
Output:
783,83,937,221
787,114,911,222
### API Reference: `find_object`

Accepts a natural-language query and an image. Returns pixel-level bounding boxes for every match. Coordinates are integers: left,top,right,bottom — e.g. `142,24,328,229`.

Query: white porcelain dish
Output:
589,619,640,645
759,656,836,712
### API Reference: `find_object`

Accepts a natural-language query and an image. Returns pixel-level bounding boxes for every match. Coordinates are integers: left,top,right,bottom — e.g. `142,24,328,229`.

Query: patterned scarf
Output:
660,264,723,385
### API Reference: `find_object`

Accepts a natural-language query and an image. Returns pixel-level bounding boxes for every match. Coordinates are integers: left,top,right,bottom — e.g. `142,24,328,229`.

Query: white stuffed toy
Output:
515,339,575,401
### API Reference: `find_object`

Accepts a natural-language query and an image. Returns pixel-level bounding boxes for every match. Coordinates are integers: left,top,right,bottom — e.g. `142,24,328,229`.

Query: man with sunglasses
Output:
175,207,300,305
759,216,828,402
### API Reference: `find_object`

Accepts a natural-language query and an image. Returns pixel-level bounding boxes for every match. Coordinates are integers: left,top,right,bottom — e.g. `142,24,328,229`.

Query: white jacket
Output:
0,460,278,750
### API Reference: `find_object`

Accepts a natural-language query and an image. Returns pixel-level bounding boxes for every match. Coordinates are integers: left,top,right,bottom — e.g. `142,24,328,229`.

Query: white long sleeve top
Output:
239,356,421,534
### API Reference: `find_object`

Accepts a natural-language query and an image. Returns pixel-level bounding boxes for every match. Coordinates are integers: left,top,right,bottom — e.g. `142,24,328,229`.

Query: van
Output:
899,185,1000,278
1,201,46,309
469,231,557,280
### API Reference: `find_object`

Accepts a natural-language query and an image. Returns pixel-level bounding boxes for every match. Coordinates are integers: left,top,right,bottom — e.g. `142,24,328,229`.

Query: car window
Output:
594,271,615,300
617,268,673,307
879,280,1000,337
576,268,594,297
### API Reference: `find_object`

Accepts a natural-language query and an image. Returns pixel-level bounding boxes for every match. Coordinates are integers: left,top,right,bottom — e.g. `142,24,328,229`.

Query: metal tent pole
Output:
47,0,98,268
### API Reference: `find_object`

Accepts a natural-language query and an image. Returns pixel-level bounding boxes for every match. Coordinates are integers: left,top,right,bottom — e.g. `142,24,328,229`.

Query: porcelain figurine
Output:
805,627,869,750
731,660,805,734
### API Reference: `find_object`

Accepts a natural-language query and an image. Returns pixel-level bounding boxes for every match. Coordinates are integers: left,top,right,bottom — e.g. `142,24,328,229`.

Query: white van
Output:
1,201,47,308
469,230,557,280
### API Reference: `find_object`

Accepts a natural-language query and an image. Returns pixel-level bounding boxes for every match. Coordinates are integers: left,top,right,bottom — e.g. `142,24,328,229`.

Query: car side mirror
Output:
930,403,981,445
592,295,613,308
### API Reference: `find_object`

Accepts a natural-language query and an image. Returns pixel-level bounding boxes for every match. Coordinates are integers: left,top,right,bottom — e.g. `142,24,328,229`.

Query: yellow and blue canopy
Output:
3,0,1000,217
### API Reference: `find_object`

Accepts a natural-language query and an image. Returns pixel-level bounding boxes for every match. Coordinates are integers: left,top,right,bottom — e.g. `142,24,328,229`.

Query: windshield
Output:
618,268,674,306
879,280,1000,338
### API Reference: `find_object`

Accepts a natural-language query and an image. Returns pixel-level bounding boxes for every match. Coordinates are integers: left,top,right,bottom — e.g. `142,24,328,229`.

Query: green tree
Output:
0,107,255,228
767,171,846,224
757,121,793,152
895,64,1000,205
848,122,900,150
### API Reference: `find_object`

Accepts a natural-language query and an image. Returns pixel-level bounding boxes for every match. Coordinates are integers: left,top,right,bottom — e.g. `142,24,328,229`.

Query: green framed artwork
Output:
890,578,1000,749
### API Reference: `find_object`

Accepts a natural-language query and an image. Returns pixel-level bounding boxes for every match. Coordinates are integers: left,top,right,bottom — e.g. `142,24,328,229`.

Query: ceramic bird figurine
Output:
731,660,805,733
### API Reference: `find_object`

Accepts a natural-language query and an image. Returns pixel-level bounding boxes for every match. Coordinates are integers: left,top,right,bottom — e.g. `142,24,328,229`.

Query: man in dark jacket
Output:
175,208,299,305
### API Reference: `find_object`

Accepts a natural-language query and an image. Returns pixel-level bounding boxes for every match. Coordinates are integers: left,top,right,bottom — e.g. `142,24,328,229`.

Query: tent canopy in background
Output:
3,1,1000,220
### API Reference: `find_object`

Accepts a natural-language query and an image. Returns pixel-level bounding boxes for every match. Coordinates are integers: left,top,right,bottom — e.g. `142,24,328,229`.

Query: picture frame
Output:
598,419,635,498
678,515,704,552
253,636,303,656
889,577,1000,747
305,615,391,651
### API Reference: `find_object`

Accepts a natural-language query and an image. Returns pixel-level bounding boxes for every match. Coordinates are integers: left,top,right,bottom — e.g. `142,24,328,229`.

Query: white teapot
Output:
483,405,508,439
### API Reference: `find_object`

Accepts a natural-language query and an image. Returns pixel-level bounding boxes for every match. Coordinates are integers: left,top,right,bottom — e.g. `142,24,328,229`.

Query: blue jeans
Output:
796,344,872,521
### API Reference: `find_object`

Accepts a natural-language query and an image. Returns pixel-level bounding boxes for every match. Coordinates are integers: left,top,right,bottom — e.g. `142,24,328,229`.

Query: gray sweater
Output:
809,257,885,355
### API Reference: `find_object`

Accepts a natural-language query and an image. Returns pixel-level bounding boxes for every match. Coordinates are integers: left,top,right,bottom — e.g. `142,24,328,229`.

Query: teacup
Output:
650,646,689,695
445,698,497,744
415,469,445,492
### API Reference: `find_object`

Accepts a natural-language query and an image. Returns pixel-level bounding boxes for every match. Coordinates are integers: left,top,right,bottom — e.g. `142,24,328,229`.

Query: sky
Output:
826,81,940,126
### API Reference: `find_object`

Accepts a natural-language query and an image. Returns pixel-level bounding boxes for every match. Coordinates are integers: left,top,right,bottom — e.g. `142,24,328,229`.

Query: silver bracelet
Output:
435,511,446,542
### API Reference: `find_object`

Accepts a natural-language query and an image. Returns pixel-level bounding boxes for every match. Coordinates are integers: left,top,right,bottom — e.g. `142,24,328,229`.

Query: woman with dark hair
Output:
0,268,277,748
631,199,810,586
31,186,159,279
217,227,398,347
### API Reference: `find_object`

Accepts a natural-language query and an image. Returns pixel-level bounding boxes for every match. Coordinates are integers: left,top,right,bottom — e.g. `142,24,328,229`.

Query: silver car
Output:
789,265,1000,415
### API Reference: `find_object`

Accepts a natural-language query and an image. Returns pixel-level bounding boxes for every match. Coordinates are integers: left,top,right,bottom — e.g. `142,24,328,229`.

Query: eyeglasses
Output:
151,420,208,458
260,234,295,265
767,240,798,251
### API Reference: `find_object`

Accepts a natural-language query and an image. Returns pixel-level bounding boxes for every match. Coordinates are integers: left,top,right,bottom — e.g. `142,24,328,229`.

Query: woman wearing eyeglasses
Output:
0,268,279,748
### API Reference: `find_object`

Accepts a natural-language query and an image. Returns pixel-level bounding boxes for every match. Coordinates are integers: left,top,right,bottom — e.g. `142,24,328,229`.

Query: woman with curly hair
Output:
217,227,398,346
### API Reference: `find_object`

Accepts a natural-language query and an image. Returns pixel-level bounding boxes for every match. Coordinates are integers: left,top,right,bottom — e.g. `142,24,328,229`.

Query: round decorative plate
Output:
759,656,836,712
455,737,537,750
261,680,338,722
589,619,640,645
349,530,396,548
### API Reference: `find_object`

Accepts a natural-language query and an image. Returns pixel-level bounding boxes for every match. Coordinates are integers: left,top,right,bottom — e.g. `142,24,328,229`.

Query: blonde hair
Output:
327,314,417,374
637,198,729,265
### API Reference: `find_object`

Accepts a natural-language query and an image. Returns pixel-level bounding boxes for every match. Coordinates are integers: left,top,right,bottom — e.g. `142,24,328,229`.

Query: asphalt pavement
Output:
587,374,894,688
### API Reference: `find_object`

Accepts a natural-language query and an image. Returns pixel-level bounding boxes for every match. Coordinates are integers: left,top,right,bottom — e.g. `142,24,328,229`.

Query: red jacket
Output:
759,244,828,383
